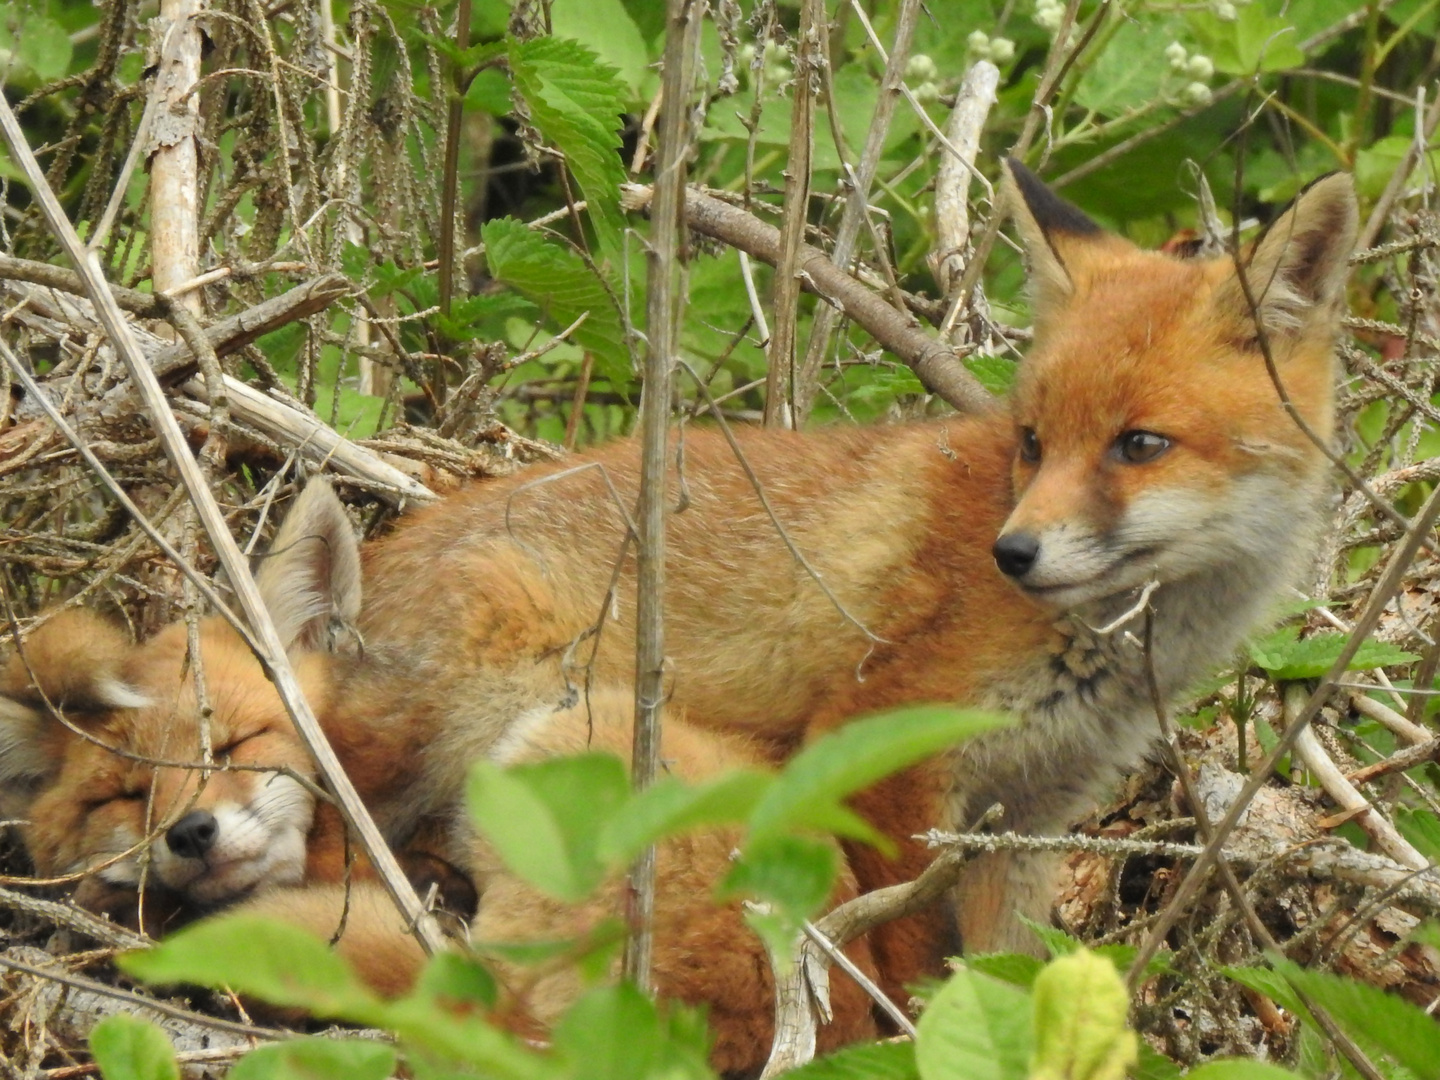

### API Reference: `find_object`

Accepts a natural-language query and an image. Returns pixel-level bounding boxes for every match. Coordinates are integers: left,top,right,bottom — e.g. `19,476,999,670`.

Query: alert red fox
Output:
0,161,1355,1068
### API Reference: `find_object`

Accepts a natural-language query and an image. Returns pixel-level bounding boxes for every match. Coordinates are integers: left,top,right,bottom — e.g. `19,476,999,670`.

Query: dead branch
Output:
623,184,992,413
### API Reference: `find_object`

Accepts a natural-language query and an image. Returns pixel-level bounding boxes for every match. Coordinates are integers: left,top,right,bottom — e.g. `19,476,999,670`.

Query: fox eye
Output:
1018,427,1041,464
1115,430,1170,464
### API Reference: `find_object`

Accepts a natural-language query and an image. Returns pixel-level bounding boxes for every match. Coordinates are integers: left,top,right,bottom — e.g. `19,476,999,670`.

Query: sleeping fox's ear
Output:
1001,158,1130,324
0,609,146,787
1217,172,1358,340
255,478,362,654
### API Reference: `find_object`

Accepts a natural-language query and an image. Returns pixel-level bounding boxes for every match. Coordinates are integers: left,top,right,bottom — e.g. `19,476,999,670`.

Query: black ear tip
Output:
1004,159,1102,237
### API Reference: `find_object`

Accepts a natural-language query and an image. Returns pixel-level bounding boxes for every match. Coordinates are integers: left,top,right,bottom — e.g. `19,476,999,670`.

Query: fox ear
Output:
1001,157,1115,316
1220,172,1358,338
255,477,362,653
0,609,148,715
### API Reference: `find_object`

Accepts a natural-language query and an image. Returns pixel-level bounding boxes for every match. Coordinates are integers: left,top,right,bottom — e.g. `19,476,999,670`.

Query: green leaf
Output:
416,951,498,1009
16,15,74,80
482,217,630,386
965,953,1046,988
550,0,649,96
962,355,1017,395
724,833,839,949
784,1040,919,1080
118,917,382,1021
1187,6,1304,74
598,769,772,867
552,984,713,1080
378,995,548,1079
1132,1041,1185,1080
432,292,539,343
467,753,631,902
1247,627,1418,681
508,37,629,265
1271,956,1440,1078
1186,1063,1303,1080
227,1039,397,1080
1074,16,1176,115
1029,951,1137,1080
89,1015,179,1080
915,968,1032,1080
746,707,1011,847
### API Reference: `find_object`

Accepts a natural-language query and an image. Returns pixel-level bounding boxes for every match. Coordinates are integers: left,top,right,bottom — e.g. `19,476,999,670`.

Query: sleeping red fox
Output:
0,161,1355,1070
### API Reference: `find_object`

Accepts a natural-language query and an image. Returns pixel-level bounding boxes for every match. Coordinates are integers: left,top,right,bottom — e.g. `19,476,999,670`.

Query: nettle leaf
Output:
1074,16,1176,116
598,769,772,867
784,1040,919,1080
508,36,629,265
89,1015,179,1080
227,1039,397,1080
433,292,539,344
746,707,1011,849
915,968,1032,1080
1247,627,1418,680
550,0,649,97
118,917,382,1021
467,753,631,902
1271,956,1440,1078
963,355,1017,395
482,217,630,386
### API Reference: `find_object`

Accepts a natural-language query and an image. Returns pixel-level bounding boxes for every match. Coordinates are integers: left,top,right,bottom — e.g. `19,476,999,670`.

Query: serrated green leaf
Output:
962,355,1017,395
509,37,629,265
119,917,382,1021
915,968,1032,1080
1074,16,1176,115
228,1039,397,1080
597,769,771,867
1247,627,1418,680
482,217,630,386
550,0,649,96
965,952,1046,988
746,707,1011,847
468,752,630,902
1271,956,1440,1078
89,1015,179,1080
784,1040,919,1080
1029,950,1137,1080
433,292,539,343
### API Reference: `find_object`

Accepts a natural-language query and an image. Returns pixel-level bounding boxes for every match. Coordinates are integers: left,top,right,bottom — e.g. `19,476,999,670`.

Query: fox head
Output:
992,160,1357,611
0,478,361,926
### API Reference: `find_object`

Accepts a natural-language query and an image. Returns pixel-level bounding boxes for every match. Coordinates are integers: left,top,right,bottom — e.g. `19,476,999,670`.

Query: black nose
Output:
166,810,219,860
993,532,1040,578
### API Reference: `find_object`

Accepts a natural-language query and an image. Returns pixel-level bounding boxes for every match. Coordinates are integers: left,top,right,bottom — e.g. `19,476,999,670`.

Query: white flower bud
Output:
988,37,1015,63
1185,54,1214,80
913,80,940,103
908,53,939,81
1034,3,1064,31
966,30,990,55
1213,1,1238,20
1181,81,1213,106
1165,41,1188,70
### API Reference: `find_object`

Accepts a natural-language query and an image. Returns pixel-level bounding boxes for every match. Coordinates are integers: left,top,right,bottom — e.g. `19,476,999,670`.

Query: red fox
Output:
0,161,1355,1067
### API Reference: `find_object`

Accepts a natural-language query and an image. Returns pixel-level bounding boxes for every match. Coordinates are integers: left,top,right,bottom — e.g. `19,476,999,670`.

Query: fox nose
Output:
166,810,219,860
993,532,1040,578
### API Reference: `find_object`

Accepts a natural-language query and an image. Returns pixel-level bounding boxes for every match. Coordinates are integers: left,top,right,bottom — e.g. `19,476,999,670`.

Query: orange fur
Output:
0,166,1359,1070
